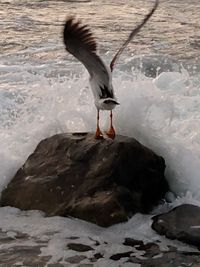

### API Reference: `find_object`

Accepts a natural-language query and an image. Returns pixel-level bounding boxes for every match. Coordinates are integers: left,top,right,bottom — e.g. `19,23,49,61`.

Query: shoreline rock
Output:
152,204,200,248
0,132,169,227
0,228,199,267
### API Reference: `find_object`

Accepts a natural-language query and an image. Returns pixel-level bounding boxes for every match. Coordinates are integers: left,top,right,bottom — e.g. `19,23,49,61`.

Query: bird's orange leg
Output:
106,110,116,139
95,110,104,139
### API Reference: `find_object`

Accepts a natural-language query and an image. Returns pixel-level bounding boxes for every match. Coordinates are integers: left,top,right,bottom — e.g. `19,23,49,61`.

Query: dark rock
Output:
93,253,103,260
110,251,132,260
152,204,200,247
90,253,104,262
67,243,94,252
0,244,51,267
66,255,86,264
139,243,161,258
123,238,200,267
123,237,144,247
127,250,199,267
180,251,200,256
0,133,168,227
123,238,161,257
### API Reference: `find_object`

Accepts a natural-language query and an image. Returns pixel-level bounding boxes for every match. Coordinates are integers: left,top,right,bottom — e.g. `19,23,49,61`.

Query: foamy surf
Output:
0,38,200,267
1,61,200,202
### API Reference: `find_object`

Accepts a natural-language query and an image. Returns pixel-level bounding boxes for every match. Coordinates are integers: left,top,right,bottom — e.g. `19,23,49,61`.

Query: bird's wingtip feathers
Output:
63,16,97,53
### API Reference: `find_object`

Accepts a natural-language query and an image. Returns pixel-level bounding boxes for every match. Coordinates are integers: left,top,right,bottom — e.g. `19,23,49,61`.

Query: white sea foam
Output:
0,60,200,262
0,206,197,266
1,62,200,199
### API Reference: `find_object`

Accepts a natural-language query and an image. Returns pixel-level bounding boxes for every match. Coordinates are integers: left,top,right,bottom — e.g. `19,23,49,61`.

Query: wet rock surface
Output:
152,204,200,247
0,230,51,267
0,229,200,267
0,132,168,227
67,243,94,252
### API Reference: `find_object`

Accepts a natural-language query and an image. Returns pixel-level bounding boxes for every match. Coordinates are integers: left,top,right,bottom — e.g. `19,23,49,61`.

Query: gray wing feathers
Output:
63,17,110,84
110,0,159,72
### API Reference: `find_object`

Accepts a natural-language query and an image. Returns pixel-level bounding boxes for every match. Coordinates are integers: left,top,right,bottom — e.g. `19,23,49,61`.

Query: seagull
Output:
63,0,159,139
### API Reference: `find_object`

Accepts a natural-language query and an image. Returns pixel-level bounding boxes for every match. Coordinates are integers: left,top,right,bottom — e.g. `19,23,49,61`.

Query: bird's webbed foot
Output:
95,126,104,139
106,125,115,140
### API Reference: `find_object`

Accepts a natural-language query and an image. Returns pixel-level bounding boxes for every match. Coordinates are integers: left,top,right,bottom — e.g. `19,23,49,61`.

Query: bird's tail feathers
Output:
102,98,120,105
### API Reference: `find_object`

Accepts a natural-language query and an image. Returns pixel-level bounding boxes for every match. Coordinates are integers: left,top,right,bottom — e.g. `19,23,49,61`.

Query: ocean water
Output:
0,0,200,263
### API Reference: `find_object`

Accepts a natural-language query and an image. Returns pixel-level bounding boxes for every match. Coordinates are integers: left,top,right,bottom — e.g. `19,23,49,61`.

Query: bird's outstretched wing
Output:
63,17,111,86
110,0,159,72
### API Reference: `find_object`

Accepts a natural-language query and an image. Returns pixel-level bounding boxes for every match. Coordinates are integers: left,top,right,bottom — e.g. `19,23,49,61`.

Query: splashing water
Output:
0,61,200,203
0,61,200,263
